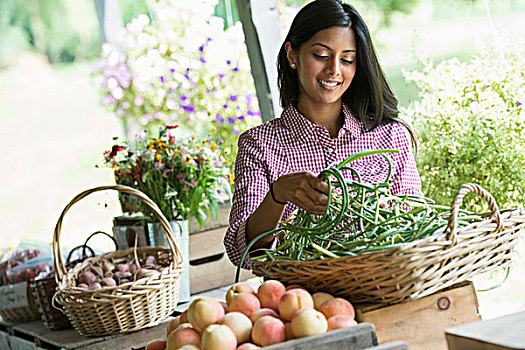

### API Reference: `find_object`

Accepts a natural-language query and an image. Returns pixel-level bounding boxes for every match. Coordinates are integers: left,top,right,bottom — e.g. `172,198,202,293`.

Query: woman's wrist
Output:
270,181,288,205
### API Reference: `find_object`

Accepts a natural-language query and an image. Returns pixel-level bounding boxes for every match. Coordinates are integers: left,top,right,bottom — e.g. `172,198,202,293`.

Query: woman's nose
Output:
327,57,341,76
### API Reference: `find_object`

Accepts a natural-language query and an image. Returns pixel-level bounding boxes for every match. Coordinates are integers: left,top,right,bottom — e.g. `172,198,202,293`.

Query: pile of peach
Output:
146,280,357,350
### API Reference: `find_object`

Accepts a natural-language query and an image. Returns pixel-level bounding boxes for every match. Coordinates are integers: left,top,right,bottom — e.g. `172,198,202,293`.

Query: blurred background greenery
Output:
0,0,524,319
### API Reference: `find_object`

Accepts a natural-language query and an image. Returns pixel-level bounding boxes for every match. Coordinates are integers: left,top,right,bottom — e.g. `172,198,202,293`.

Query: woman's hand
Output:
272,171,329,214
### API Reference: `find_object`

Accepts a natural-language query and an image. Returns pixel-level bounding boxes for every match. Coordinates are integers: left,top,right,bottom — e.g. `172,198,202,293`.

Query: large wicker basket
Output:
52,185,183,337
253,183,525,304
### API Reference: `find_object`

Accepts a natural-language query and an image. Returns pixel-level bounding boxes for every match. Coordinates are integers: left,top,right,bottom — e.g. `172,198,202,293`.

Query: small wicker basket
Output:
253,183,525,304
52,185,183,337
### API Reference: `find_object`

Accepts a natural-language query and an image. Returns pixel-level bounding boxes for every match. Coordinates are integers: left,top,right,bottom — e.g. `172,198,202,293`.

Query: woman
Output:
224,0,422,269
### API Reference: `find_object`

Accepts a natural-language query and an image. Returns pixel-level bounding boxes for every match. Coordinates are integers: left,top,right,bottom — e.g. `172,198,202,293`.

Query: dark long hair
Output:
277,0,416,145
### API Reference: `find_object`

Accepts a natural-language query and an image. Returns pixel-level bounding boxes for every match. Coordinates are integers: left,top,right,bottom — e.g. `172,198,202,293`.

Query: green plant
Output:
103,125,232,226
401,34,525,211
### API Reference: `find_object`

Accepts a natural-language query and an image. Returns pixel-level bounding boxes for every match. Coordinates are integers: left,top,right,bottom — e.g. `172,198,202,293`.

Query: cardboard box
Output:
446,310,525,350
356,281,480,350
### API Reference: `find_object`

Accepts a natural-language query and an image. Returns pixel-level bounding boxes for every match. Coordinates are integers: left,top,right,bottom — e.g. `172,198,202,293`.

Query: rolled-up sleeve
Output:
224,130,270,269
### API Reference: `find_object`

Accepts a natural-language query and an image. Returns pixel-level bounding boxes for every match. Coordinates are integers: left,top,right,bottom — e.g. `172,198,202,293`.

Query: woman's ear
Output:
284,42,297,69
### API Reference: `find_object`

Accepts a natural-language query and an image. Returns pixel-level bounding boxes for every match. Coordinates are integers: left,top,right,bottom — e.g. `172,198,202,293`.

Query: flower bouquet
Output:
103,125,232,227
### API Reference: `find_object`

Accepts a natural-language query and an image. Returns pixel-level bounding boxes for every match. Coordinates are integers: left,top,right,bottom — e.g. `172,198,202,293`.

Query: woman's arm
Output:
224,130,328,268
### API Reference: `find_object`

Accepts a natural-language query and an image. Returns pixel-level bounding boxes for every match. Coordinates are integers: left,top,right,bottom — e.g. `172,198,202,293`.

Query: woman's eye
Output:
341,59,354,64
313,53,328,59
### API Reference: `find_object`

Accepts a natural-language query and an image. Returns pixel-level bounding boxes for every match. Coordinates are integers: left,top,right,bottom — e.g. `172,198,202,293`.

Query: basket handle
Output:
446,183,503,245
84,230,119,251
53,185,182,281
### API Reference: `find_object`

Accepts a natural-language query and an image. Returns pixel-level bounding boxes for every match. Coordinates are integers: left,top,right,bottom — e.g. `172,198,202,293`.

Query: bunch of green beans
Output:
236,149,482,281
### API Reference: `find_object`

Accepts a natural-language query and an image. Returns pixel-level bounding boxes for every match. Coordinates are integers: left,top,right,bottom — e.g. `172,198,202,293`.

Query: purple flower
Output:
179,95,187,102
227,117,235,125
184,73,190,80
233,67,239,72
215,114,224,123
182,105,195,112
237,115,244,120
232,128,240,135
218,73,225,79
226,60,231,65
223,104,228,109
229,95,237,102
177,173,185,184
247,109,256,116
160,76,165,83
198,45,204,52
170,68,175,73
190,179,196,186
518,101,522,107
200,57,206,63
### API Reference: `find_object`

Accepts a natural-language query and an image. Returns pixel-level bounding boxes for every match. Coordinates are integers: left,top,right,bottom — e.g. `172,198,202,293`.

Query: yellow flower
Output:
203,138,210,144
195,145,201,149
210,145,217,150
155,154,162,162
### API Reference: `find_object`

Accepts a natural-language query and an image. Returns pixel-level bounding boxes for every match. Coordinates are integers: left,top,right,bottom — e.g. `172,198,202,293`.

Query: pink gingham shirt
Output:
224,103,422,269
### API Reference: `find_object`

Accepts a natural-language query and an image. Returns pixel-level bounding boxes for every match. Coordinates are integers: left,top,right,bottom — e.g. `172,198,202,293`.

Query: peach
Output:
220,312,253,344
278,288,314,321
251,316,286,347
251,308,279,324
187,296,226,332
226,282,256,306
236,343,260,350
286,284,307,291
146,339,166,350
178,344,201,350
318,298,355,320
291,308,328,338
257,280,286,312
176,323,193,330
202,324,237,350
327,315,358,331
284,321,294,340
178,346,200,350
220,301,230,313
167,327,201,350
312,292,334,310
166,316,181,337
180,309,189,324
229,292,261,319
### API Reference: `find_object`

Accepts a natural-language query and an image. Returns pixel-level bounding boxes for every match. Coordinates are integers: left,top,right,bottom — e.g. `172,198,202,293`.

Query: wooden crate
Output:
446,310,525,350
189,226,253,294
355,281,480,350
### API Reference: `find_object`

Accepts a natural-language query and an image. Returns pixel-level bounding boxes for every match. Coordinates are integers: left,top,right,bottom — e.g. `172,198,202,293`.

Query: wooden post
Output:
235,0,282,122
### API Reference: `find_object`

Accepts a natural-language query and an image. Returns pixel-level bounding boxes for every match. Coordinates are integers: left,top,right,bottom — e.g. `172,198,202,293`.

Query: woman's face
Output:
286,26,356,108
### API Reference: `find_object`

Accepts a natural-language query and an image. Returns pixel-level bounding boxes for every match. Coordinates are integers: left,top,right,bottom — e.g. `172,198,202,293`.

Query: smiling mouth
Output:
318,79,342,87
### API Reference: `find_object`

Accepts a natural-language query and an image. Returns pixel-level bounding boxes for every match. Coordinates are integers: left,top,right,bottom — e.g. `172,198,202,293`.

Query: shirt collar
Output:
282,103,362,140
